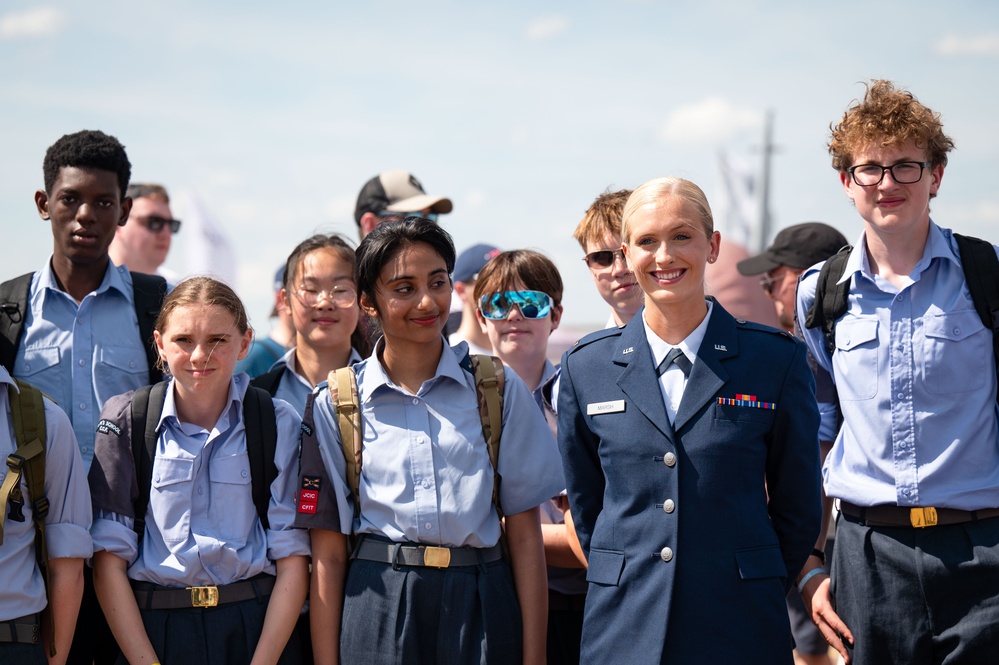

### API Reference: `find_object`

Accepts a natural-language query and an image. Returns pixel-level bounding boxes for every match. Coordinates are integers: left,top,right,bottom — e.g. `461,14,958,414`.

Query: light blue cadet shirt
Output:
14,260,152,471
303,339,565,548
271,347,363,418
0,366,93,620
89,373,309,587
796,222,999,510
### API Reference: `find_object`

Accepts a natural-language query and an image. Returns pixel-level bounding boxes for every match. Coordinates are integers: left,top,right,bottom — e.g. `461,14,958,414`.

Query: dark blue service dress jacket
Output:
557,301,821,665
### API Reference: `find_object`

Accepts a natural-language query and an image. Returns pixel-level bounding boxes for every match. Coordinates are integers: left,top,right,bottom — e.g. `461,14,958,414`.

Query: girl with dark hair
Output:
253,234,366,416
88,276,309,664
296,218,563,665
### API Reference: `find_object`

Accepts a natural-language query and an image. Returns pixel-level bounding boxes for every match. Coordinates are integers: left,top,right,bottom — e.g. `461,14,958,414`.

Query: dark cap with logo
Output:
354,170,453,225
737,222,849,275
454,244,501,283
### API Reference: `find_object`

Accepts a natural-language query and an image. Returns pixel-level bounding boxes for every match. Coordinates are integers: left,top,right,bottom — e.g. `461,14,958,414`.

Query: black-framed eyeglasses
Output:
846,161,932,187
759,269,792,296
137,215,182,234
583,248,626,269
294,285,357,308
377,211,439,223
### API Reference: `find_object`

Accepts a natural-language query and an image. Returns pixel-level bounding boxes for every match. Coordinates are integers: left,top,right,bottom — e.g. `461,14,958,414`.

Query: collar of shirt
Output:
0,365,15,392
642,298,714,370
157,373,248,434
839,220,959,286
530,359,559,410
277,346,363,388
35,256,133,307
357,336,471,401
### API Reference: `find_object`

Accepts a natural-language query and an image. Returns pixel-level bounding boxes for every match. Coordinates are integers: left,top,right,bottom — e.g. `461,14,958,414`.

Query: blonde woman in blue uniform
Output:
557,177,822,664
88,277,309,664
295,218,564,665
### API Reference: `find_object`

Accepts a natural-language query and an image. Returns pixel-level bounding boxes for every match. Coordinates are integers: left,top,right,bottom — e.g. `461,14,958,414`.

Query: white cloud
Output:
0,8,66,38
659,97,761,144
526,15,568,42
934,32,999,56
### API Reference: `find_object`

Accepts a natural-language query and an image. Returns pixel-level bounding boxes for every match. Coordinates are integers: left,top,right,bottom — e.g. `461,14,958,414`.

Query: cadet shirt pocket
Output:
921,310,988,394
209,452,255,544
15,346,63,405
96,345,150,399
834,318,879,400
735,545,786,581
586,548,625,586
150,456,194,544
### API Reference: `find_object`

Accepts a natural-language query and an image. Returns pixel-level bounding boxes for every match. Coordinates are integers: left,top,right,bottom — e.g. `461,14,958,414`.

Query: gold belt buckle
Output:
187,585,219,607
423,546,451,568
910,507,938,528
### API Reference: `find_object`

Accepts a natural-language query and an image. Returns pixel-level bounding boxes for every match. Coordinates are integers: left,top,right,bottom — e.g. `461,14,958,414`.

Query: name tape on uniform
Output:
587,400,626,415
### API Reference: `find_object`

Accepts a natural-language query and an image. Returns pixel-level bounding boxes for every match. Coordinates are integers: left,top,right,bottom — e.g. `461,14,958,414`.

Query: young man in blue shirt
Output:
796,80,999,664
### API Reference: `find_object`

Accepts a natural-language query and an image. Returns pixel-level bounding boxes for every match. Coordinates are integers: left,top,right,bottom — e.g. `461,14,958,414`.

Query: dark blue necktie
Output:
658,348,692,377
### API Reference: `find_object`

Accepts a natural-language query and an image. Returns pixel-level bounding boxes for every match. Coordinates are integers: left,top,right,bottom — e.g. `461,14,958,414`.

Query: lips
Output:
411,313,441,326
652,268,685,283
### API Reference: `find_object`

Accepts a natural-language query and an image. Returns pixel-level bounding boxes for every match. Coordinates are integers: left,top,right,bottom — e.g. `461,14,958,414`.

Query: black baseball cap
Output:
737,222,849,275
354,170,453,225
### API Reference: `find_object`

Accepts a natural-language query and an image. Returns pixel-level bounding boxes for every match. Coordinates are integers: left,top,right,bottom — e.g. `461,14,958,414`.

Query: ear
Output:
929,163,944,197
118,196,132,227
278,288,290,314
475,308,489,335
237,328,252,361
35,190,50,220
707,231,721,264
454,280,470,303
360,212,380,239
153,330,168,366
359,292,379,319
549,304,563,335
840,171,856,201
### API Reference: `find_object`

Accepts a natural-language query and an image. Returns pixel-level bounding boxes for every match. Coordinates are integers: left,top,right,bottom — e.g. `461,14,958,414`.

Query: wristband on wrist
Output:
797,567,828,593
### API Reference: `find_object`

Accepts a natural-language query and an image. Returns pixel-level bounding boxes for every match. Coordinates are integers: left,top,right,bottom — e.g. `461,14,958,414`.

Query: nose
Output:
654,242,673,263
75,202,97,224
878,167,899,189
506,304,525,321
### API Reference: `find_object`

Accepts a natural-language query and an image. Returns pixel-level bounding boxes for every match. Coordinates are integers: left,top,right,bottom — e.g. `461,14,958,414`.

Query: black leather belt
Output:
840,501,999,528
132,574,275,610
0,614,39,644
353,535,502,568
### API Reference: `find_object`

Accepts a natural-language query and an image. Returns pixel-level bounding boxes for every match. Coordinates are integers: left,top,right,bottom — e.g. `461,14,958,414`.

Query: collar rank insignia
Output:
622,347,634,354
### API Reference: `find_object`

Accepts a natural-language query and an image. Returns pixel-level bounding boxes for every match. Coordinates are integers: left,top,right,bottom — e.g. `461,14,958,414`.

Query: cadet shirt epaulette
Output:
565,326,622,357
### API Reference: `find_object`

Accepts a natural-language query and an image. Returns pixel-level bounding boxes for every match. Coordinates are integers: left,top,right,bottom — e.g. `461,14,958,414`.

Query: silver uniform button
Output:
664,452,677,467
660,547,673,562
663,499,675,514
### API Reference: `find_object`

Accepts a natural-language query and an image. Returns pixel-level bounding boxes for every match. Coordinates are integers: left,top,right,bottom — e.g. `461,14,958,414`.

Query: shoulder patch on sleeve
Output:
97,419,122,436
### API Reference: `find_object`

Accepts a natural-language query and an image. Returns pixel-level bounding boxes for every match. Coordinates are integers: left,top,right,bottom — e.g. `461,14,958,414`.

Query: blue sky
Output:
3,1,998,330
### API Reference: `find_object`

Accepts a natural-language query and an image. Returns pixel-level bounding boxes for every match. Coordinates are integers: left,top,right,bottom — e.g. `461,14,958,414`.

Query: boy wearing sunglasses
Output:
573,189,642,329
474,250,587,665
109,182,181,280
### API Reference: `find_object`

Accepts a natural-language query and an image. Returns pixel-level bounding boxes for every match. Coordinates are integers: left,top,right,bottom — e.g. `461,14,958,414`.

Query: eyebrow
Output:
385,267,449,283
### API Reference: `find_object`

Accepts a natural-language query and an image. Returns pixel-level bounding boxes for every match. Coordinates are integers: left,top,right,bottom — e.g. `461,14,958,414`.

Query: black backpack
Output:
0,271,167,383
128,382,278,539
803,233,999,404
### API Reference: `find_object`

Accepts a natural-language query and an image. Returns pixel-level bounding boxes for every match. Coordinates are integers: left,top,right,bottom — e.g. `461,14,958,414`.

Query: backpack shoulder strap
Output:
803,246,853,356
0,273,34,374
329,367,362,518
130,382,168,541
3,379,54,655
954,233,999,405
469,354,505,521
251,365,287,397
243,385,278,530
130,272,168,384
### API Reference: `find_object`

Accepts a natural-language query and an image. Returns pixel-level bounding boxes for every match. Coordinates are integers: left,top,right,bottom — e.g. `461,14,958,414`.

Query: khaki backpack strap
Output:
5,380,54,655
330,368,362,518
470,355,505,523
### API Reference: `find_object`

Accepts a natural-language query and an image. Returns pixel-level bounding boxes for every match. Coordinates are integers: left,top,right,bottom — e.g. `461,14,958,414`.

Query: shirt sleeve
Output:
265,398,311,561
88,392,140,560
496,369,566,516
42,397,93,560
795,267,841,442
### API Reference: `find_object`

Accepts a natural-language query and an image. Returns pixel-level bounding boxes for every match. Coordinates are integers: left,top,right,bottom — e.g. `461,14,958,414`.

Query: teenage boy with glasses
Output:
795,80,999,664
572,189,642,329
109,182,181,279
353,170,453,239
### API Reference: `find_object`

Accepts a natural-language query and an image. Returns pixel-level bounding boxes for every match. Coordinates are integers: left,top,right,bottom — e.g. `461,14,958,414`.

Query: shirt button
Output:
417,437,425,445
77,317,84,325
23,364,30,371
422,479,431,489
664,452,677,467
154,475,160,483
897,294,904,301
241,470,249,478
953,328,961,336
412,398,419,405
79,403,86,410
78,359,86,367
129,360,137,368
897,393,904,400
660,547,674,562
424,522,432,530
198,487,204,495
663,499,675,514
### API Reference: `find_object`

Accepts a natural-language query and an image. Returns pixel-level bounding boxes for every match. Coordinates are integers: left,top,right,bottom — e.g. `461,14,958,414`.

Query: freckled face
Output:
362,241,452,349
154,304,251,398
622,197,720,312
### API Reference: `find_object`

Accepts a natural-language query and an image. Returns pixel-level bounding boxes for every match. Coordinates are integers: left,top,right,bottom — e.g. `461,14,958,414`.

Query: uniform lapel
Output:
673,304,736,432
614,317,676,444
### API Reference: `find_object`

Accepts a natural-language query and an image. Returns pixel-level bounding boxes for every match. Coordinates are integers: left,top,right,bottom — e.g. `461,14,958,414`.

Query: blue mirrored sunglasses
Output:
478,290,552,320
